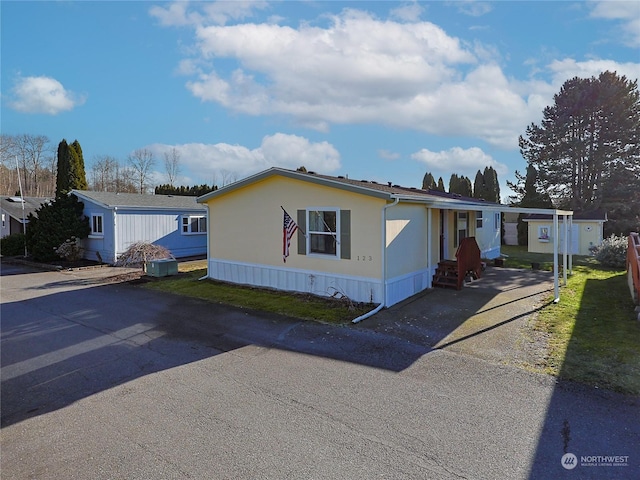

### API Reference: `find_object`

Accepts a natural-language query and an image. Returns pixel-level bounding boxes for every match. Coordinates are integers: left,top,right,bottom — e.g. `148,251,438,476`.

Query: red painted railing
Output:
456,237,482,289
628,233,640,305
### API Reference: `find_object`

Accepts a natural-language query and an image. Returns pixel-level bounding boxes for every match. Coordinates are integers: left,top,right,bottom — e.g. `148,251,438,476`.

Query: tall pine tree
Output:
519,70,639,233
56,139,88,196
422,172,437,190
28,138,90,261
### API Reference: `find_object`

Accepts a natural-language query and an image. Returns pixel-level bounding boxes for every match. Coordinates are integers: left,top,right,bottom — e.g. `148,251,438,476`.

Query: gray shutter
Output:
340,210,351,259
297,209,306,255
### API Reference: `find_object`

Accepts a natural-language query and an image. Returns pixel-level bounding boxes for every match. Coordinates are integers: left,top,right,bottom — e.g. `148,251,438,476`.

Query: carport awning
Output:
391,194,573,303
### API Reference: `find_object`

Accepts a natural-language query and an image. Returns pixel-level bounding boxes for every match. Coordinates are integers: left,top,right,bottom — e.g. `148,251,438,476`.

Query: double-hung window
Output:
182,215,206,235
90,214,103,237
308,209,338,256
295,208,350,260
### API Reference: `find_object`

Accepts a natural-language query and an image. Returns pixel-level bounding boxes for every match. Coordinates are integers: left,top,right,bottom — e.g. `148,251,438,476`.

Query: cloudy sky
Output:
2,1,639,198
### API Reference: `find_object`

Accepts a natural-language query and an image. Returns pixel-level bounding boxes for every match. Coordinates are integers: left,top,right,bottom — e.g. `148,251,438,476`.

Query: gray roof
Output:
72,190,206,211
197,167,574,216
0,196,52,221
197,167,499,206
523,210,607,221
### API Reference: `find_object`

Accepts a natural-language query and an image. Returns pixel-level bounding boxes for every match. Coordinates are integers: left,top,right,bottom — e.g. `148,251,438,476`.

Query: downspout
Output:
199,203,210,281
113,207,118,264
553,213,559,303
352,196,400,323
562,215,568,285
427,207,432,288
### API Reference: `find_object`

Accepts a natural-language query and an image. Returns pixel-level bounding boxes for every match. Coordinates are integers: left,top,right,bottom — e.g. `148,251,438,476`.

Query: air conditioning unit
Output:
145,258,178,277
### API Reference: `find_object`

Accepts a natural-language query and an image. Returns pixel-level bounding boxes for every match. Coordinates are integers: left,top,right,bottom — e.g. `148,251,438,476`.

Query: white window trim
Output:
181,215,207,235
89,213,104,238
306,207,341,260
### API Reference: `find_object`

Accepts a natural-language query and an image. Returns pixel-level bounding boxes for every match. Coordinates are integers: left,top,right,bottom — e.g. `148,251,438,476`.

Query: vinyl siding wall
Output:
81,205,206,263
205,176,387,304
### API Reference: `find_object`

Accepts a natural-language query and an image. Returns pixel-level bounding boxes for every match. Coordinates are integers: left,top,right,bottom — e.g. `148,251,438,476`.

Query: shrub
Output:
55,236,83,261
115,242,172,267
0,233,27,256
592,234,628,268
26,195,90,262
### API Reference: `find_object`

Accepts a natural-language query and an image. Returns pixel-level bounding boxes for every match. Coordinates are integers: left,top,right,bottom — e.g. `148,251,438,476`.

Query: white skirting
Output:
385,267,433,307
207,259,434,308
208,259,383,304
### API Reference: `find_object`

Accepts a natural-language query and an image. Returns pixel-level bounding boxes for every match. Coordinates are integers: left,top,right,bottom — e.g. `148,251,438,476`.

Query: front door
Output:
456,212,468,247
440,210,449,259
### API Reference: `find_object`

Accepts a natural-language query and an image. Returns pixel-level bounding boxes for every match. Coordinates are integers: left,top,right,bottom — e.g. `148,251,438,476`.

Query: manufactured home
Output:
1,196,51,238
71,190,208,264
198,168,557,308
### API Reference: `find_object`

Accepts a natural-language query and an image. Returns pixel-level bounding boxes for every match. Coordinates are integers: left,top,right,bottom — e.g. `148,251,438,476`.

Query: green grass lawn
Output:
503,246,640,395
144,267,374,324
499,245,599,270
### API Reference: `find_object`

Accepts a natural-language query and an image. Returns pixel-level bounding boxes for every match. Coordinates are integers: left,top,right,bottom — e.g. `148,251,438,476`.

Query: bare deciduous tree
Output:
164,147,181,186
1,134,53,196
127,148,155,194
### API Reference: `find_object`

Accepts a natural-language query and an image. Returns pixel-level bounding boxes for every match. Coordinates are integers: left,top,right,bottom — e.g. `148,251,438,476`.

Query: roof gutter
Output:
352,195,400,324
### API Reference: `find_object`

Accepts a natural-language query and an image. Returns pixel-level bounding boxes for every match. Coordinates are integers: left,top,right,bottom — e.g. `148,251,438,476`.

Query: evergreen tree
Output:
154,184,217,196
509,165,553,245
449,174,472,196
70,140,88,191
422,172,437,190
519,71,639,221
26,194,90,262
436,177,445,192
56,139,88,196
473,170,485,199
56,139,70,196
29,139,91,261
483,166,500,203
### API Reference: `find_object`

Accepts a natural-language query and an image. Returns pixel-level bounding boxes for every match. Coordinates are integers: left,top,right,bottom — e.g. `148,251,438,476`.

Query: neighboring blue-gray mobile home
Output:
71,190,207,264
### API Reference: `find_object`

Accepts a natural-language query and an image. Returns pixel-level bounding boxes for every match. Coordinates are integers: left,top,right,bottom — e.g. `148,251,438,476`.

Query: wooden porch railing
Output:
432,237,482,290
456,237,482,288
628,232,640,305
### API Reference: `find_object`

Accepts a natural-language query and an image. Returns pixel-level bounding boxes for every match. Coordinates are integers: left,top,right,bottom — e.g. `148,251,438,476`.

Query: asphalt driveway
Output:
358,266,555,369
1,263,638,479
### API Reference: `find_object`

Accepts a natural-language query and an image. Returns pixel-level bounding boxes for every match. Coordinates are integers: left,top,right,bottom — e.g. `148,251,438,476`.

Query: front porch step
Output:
432,260,461,290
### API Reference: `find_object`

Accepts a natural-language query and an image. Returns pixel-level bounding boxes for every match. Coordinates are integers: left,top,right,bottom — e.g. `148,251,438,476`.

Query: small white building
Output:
524,210,607,255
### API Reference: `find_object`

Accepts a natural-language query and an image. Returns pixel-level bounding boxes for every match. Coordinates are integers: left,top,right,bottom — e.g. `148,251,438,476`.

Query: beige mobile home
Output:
197,168,509,308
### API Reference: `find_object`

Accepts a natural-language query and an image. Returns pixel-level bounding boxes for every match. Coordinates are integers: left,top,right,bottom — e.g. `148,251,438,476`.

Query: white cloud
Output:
390,2,424,22
145,133,340,183
590,0,640,47
378,149,401,161
155,5,639,150
411,146,507,178
9,76,85,115
149,2,202,27
547,58,640,84
454,1,493,17
149,0,267,27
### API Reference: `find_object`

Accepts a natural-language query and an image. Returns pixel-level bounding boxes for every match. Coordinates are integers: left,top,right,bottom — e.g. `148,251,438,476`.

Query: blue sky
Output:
2,1,639,199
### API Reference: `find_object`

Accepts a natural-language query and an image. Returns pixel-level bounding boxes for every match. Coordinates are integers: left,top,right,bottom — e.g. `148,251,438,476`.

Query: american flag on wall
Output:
282,207,299,263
